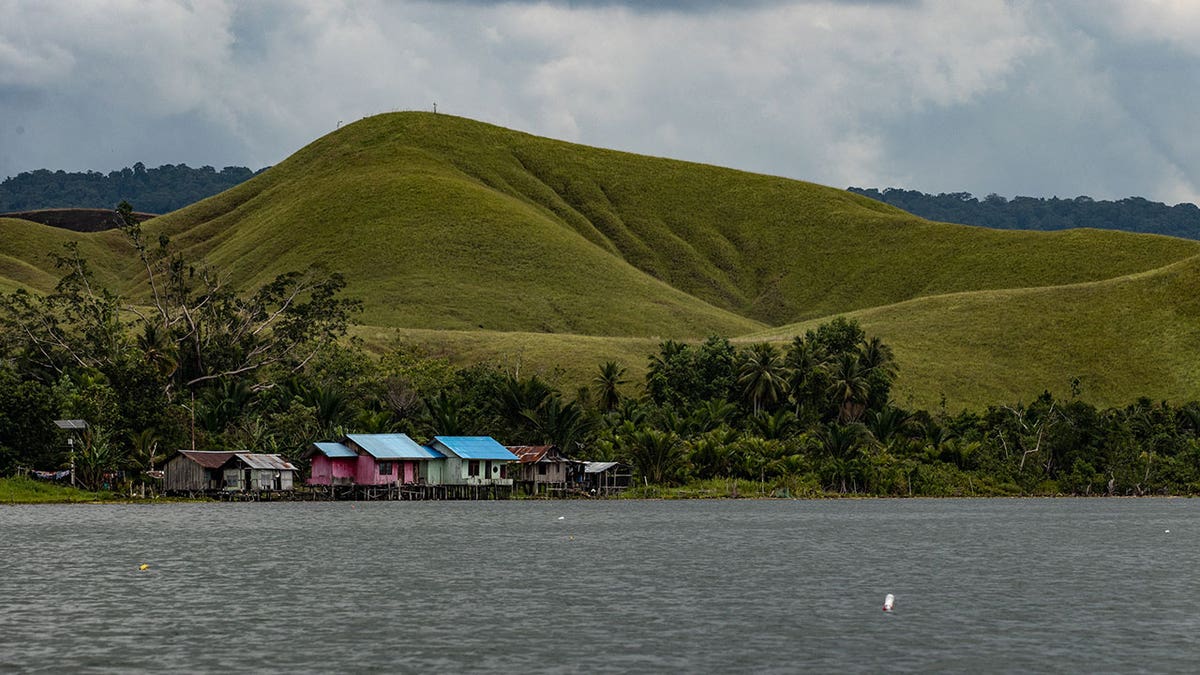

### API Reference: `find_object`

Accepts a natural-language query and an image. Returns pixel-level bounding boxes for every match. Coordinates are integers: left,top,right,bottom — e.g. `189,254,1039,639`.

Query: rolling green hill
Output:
3,112,1200,408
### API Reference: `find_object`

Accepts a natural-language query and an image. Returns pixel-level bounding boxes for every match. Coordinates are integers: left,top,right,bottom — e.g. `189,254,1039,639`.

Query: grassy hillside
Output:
0,217,129,293
748,253,1200,410
3,111,1200,408
145,113,1197,334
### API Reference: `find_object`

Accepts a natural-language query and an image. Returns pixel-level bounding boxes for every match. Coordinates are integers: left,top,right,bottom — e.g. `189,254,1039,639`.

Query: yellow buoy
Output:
139,563,150,571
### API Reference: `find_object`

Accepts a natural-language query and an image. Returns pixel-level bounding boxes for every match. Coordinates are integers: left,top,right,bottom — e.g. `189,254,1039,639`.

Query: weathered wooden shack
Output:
163,451,297,494
222,453,297,492
163,451,235,493
508,445,570,495
304,442,360,486
427,436,517,486
344,433,446,485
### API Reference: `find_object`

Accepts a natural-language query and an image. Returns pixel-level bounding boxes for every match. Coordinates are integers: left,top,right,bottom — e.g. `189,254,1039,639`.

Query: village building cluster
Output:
162,434,630,500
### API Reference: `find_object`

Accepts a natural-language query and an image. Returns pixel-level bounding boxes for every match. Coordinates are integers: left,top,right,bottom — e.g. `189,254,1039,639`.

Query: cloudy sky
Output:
2,0,1199,204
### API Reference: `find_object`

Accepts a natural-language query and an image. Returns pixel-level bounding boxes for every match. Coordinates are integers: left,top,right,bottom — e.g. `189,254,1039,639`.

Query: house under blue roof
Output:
432,436,519,461
347,433,446,460
309,441,357,459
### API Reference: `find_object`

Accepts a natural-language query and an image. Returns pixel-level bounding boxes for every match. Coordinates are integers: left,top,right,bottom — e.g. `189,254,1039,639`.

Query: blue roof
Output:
433,436,519,461
348,433,445,460
312,442,357,459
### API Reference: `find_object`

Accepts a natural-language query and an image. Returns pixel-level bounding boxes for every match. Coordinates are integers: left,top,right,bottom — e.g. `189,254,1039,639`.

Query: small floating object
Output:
557,516,565,520
139,563,150,571
1165,529,1171,533
882,594,895,612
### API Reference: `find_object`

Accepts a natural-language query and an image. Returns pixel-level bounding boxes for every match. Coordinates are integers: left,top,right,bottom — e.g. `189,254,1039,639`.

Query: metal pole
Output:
68,437,75,488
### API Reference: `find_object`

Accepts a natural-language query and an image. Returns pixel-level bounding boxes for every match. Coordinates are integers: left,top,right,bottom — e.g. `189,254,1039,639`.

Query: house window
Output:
468,460,480,476
379,462,393,476
537,463,547,476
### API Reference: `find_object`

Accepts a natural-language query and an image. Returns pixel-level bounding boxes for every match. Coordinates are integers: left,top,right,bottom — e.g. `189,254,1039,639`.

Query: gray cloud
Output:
1,0,1198,205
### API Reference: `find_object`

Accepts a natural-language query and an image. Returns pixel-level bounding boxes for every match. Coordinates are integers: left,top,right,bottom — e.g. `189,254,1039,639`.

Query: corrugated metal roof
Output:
311,442,357,459
235,453,298,471
507,445,555,463
348,433,445,460
583,461,619,474
178,451,236,469
434,436,519,461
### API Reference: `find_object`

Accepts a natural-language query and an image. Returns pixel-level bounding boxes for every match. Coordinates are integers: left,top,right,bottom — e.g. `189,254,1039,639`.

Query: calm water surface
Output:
2,499,1199,673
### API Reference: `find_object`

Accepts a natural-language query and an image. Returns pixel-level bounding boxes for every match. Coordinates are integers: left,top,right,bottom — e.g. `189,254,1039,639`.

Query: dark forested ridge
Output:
0,163,263,214
849,187,1200,240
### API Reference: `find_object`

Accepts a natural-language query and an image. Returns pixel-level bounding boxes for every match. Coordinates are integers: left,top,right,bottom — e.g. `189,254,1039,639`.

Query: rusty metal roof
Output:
178,451,236,469
507,445,556,463
235,453,298,471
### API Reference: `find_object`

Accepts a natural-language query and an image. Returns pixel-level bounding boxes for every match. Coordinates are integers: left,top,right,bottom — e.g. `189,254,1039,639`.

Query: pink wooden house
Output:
303,442,359,486
306,434,445,486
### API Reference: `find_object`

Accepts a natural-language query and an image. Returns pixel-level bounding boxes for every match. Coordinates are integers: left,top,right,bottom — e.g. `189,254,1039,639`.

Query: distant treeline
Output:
849,187,1200,240
0,163,263,215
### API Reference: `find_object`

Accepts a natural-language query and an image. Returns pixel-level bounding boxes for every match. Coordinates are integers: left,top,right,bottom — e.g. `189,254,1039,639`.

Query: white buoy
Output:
882,594,895,612
557,516,565,520
1165,529,1171,533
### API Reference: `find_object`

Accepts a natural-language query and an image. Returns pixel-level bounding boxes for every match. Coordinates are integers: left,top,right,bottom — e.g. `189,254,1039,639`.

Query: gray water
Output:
2,499,1198,673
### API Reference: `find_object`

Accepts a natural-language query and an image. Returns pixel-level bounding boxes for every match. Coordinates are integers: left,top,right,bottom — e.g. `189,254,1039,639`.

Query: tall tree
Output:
738,343,788,415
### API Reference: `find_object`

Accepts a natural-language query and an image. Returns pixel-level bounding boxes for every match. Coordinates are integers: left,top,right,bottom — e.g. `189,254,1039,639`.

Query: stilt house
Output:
163,451,297,493
427,436,517,486
306,434,445,486
223,453,298,491
304,442,361,486
508,445,571,495
163,451,234,492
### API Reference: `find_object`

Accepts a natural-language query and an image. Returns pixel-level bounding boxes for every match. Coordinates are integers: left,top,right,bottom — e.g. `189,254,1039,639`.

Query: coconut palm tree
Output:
826,353,870,422
785,336,829,417
858,335,898,409
593,361,627,412
738,343,788,415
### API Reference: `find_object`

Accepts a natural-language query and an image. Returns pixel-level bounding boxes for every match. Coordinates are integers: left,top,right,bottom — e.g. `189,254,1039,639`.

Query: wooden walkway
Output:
170,484,515,501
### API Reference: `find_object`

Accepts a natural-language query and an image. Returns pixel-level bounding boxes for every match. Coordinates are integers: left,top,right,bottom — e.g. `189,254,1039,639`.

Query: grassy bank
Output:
0,476,118,504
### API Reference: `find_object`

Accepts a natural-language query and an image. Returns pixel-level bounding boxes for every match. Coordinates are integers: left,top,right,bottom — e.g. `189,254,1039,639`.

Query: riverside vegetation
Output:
3,113,1200,499
2,211,1200,499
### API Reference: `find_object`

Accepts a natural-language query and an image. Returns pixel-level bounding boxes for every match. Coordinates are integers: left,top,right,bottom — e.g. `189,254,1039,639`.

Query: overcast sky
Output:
2,0,1199,204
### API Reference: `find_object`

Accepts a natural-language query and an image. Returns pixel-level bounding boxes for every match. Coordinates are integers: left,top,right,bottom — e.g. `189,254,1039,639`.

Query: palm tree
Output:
865,405,913,447
749,408,799,441
625,428,686,485
302,384,350,432
355,408,396,434
128,428,165,496
826,353,870,422
818,422,868,492
426,391,467,435
858,336,898,409
738,343,788,415
522,395,593,455
593,361,627,412
689,399,739,433
137,320,178,380
785,336,829,417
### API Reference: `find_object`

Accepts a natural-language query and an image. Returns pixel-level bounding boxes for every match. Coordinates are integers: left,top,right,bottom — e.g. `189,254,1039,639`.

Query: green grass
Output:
0,476,116,503
747,254,1200,410
3,112,1200,408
